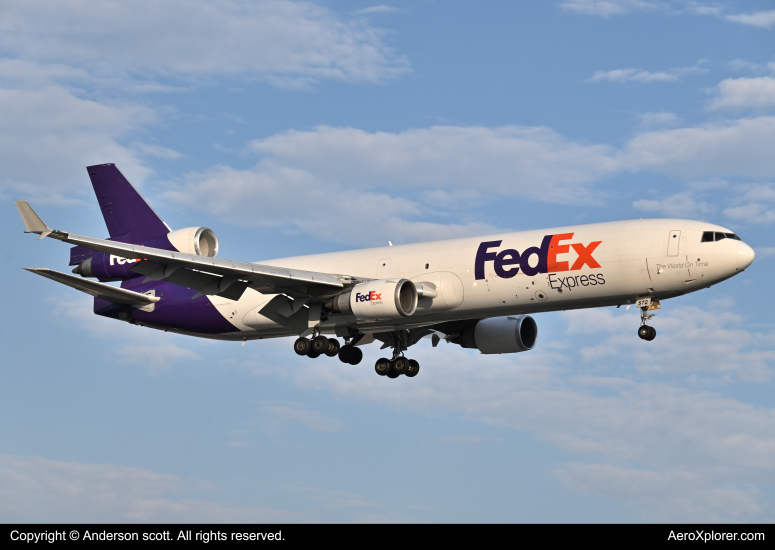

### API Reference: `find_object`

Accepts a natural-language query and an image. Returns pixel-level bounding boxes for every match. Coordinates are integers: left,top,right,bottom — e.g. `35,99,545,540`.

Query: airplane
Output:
16,164,755,379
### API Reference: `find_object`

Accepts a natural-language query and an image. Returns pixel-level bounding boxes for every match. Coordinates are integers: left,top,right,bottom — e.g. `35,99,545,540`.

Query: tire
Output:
307,350,321,358
393,357,408,375
325,338,340,357
375,358,390,376
294,337,310,356
386,361,399,379
637,326,650,340
405,359,420,378
311,335,329,354
348,346,363,365
339,345,353,363
646,326,657,341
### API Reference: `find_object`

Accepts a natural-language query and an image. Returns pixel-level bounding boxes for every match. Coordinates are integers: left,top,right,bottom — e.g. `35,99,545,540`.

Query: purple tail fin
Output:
70,164,171,265
87,164,169,242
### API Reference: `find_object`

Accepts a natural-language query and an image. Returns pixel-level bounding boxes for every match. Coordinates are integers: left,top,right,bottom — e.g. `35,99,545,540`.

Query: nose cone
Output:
736,242,755,270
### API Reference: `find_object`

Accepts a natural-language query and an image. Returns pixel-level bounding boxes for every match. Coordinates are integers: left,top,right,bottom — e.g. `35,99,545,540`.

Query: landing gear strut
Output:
637,306,657,341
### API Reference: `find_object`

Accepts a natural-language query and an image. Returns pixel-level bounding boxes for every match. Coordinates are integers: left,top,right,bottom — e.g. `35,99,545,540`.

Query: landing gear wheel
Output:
294,337,310,356
338,345,353,363
375,358,390,376
637,326,650,340
405,359,420,378
311,335,329,354
386,361,399,379
307,350,321,358
393,357,408,375
347,346,363,365
325,338,340,357
646,326,656,341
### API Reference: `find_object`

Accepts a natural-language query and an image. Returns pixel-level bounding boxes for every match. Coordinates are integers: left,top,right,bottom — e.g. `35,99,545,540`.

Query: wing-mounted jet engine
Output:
326,278,418,320
451,315,537,354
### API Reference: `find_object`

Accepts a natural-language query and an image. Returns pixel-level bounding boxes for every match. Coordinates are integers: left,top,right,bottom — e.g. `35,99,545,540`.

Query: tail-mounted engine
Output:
165,227,219,258
327,279,418,321
454,315,537,354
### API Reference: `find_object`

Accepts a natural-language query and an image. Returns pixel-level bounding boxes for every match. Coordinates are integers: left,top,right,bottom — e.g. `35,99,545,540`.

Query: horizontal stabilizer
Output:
24,268,160,307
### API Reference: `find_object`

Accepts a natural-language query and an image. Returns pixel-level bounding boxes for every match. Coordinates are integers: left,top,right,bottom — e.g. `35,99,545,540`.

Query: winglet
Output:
15,201,52,239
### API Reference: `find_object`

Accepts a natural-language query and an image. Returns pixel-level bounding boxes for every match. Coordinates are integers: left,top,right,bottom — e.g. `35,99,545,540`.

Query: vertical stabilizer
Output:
87,164,170,243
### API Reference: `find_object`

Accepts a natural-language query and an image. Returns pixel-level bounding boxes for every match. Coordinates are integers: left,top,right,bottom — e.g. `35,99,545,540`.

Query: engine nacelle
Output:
166,227,219,257
329,279,418,320
456,315,537,354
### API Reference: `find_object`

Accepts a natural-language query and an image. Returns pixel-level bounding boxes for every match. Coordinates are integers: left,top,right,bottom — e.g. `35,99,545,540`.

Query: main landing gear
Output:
637,305,657,341
293,335,362,364
374,354,420,379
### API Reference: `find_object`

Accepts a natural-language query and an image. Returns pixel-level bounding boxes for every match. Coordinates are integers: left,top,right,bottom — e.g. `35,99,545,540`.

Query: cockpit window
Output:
702,231,742,242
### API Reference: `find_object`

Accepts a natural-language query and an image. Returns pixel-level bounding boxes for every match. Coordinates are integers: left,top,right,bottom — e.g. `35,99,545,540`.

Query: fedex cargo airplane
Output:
16,164,755,379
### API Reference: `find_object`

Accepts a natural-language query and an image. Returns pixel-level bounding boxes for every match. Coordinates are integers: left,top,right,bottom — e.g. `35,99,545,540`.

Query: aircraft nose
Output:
735,242,755,270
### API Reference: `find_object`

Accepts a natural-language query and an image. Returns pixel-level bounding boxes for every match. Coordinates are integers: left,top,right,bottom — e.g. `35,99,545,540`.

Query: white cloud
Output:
589,65,706,83
49,296,202,375
561,0,659,16
726,10,775,29
247,126,616,205
258,402,343,433
0,0,409,85
554,464,764,522
163,162,500,245
356,5,399,15
632,192,713,218
116,343,200,376
570,307,775,381
162,124,620,244
0,87,152,202
590,68,677,83
685,3,722,16
754,247,775,259
619,116,775,179
723,203,775,225
135,143,183,160
232,302,775,521
722,183,775,225
726,59,775,74
157,116,775,244
437,435,487,444
709,77,775,110
637,112,679,129
0,454,292,522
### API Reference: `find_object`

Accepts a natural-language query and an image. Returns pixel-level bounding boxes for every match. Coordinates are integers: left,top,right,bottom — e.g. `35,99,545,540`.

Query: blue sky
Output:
1,0,775,522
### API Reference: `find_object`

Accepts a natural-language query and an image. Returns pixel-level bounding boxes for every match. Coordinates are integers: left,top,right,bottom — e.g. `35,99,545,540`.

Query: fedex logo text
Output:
475,233,602,280
355,291,382,303
109,254,139,266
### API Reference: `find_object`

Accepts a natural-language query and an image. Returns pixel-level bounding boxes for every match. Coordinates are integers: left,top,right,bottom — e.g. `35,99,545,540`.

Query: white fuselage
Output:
207,218,754,340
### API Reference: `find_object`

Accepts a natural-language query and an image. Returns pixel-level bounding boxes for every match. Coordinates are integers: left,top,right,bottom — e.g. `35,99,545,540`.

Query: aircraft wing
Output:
24,268,160,307
16,201,346,300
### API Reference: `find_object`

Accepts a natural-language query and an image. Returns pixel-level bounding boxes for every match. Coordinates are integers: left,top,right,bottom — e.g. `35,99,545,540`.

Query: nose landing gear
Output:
637,304,657,341
637,325,656,341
